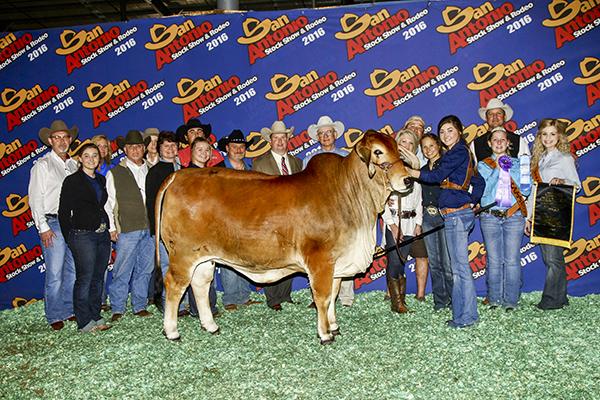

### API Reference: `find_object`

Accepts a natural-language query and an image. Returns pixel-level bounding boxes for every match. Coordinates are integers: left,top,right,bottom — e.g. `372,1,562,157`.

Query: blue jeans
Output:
220,265,251,306
422,211,452,310
109,229,154,314
68,230,111,330
480,212,525,308
444,208,478,327
41,217,76,324
538,244,568,309
385,229,410,279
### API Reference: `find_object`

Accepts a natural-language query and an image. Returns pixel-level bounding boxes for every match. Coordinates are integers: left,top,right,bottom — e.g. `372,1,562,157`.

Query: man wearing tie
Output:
253,120,302,311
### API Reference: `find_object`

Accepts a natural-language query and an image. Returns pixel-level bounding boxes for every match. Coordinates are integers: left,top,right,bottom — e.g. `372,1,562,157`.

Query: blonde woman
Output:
91,135,112,176
382,129,424,313
525,119,580,310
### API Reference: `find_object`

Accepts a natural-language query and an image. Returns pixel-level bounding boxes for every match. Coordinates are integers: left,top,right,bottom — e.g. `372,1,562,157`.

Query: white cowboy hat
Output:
478,98,513,121
260,120,294,142
307,116,345,142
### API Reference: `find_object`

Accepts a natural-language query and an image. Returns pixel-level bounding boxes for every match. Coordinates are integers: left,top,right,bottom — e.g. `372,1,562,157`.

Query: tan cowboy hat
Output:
143,127,160,147
307,116,345,142
38,120,78,146
478,98,513,122
260,120,294,142
574,57,600,85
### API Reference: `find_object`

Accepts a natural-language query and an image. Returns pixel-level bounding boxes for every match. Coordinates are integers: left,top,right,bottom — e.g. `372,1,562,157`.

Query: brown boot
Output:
388,276,409,313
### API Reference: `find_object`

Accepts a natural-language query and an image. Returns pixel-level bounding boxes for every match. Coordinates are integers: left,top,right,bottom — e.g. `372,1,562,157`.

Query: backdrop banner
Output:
1,0,599,309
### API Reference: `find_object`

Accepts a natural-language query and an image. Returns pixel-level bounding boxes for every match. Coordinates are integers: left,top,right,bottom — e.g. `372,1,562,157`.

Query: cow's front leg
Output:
308,267,334,345
328,277,342,336
190,261,219,334
163,268,187,341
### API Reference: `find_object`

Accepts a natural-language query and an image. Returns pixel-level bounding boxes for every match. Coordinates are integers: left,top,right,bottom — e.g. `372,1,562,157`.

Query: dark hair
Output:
191,136,210,151
77,142,99,158
437,115,464,135
420,133,443,149
157,131,177,150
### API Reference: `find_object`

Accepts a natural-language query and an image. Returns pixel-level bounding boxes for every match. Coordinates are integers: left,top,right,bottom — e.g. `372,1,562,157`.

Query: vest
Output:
111,164,148,233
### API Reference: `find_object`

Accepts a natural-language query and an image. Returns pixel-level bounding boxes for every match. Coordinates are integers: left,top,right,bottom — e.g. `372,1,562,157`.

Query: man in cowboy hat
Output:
471,98,530,162
303,115,349,169
177,119,223,167
104,130,154,322
303,116,355,307
215,129,263,311
28,119,79,330
253,120,302,311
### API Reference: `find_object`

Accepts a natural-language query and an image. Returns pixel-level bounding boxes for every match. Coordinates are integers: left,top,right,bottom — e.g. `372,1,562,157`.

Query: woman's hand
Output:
414,224,422,236
406,168,420,178
549,177,565,185
524,220,531,236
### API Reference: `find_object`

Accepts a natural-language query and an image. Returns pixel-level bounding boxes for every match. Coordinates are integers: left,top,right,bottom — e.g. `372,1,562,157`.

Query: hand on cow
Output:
110,231,119,242
406,168,420,178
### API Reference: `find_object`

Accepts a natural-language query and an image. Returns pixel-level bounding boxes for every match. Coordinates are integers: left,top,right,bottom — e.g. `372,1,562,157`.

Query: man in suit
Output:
253,120,302,311
470,98,530,162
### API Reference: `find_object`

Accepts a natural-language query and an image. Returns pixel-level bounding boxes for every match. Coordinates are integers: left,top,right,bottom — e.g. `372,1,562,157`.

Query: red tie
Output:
281,157,289,175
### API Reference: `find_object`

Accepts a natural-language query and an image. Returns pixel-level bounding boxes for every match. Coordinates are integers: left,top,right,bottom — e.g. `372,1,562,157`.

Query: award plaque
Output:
531,183,576,248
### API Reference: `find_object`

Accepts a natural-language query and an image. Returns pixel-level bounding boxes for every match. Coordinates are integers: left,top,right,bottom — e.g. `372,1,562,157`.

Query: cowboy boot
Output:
387,276,409,313
398,275,409,313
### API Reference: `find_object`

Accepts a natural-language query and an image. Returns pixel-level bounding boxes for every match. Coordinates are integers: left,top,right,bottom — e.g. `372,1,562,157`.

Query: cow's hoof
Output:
163,330,181,341
209,328,220,335
330,328,341,336
320,337,335,345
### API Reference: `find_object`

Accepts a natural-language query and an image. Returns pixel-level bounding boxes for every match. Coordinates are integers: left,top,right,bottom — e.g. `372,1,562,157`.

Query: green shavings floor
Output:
1,290,599,399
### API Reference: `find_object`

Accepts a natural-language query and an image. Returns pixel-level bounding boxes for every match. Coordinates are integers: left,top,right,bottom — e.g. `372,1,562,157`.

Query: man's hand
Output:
524,220,531,236
414,224,422,236
390,224,403,242
110,231,119,242
40,230,56,248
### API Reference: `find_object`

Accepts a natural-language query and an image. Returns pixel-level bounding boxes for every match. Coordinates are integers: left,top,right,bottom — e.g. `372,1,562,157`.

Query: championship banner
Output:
1,0,599,310
531,183,576,248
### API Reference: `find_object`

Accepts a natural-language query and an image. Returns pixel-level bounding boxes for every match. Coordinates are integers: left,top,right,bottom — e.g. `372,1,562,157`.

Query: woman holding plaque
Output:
525,119,580,310
406,115,485,328
477,127,531,311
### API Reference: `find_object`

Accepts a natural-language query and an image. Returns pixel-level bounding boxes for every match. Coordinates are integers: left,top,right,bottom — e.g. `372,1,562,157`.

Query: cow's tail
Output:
153,173,178,310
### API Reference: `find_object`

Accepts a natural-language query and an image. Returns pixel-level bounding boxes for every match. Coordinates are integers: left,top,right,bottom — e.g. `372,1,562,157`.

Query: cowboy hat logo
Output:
0,85,43,113
172,75,224,104
82,80,132,108
1,194,29,219
56,26,104,55
335,13,374,40
574,57,600,85
437,5,476,33
364,69,402,96
576,176,600,205
145,20,196,50
237,17,278,44
266,73,311,100
542,0,581,27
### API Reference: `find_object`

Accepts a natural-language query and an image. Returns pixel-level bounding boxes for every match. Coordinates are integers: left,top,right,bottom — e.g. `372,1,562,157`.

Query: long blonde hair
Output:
91,134,112,166
395,129,418,154
531,119,570,169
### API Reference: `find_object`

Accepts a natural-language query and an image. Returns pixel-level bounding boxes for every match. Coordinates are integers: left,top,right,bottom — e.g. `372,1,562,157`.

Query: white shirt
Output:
105,158,149,233
28,150,78,233
270,150,292,175
382,183,423,237
526,148,581,217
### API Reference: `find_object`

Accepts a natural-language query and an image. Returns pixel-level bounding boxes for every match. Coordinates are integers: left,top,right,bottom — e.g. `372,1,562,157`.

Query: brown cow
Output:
155,131,413,344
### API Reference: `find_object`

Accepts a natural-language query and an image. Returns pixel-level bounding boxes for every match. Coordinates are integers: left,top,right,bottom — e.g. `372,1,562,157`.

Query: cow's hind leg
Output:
307,258,335,345
328,278,342,336
190,261,219,334
163,258,191,341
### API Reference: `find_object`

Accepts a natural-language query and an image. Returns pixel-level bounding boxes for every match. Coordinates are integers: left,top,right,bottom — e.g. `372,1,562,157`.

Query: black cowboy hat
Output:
116,130,144,149
217,129,250,152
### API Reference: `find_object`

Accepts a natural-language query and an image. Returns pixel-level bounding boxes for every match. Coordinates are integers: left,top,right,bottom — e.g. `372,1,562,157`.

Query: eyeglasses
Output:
49,135,70,141
317,129,335,137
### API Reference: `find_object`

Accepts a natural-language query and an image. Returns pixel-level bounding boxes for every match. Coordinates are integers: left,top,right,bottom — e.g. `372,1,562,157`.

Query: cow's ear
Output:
356,134,376,178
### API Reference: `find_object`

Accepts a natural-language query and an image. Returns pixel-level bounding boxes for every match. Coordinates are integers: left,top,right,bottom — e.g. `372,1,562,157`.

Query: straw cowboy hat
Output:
478,98,513,121
307,116,345,142
38,120,78,146
260,121,294,142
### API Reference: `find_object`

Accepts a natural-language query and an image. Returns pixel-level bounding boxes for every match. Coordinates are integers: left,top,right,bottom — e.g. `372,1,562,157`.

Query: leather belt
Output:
424,206,439,216
483,209,510,218
44,213,58,219
440,204,470,216
399,210,416,219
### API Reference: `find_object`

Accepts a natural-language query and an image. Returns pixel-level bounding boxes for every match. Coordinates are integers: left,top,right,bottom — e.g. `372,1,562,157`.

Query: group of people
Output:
28,96,580,333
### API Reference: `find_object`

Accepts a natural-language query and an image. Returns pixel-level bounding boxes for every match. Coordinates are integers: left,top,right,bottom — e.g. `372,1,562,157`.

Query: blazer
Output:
252,151,302,176
58,169,109,239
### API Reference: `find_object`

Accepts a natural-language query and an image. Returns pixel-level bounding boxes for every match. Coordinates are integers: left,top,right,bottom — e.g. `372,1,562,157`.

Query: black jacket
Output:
58,169,109,239
145,161,176,236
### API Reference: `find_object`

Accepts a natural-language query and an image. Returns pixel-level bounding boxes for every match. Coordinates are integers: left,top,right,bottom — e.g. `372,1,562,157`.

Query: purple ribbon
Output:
495,155,513,208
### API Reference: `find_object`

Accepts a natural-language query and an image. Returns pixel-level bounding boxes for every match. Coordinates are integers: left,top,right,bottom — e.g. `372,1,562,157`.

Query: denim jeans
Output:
68,230,111,330
538,244,569,309
480,212,525,308
109,229,154,314
385,229,411,279
220,264,251,306
422,211,452,310
41,217,76,324
444,208,478,327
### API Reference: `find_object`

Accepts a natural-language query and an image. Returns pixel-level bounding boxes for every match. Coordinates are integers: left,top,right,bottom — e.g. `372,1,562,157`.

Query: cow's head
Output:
355,130,414,194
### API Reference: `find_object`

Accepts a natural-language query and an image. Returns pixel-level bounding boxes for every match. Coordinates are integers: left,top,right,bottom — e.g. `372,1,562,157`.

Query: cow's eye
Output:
374,149,383,156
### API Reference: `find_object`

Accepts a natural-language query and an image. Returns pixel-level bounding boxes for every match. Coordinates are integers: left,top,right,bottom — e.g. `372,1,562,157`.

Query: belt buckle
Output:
491,209,507,218
426,206,438,216
95,223,107,233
